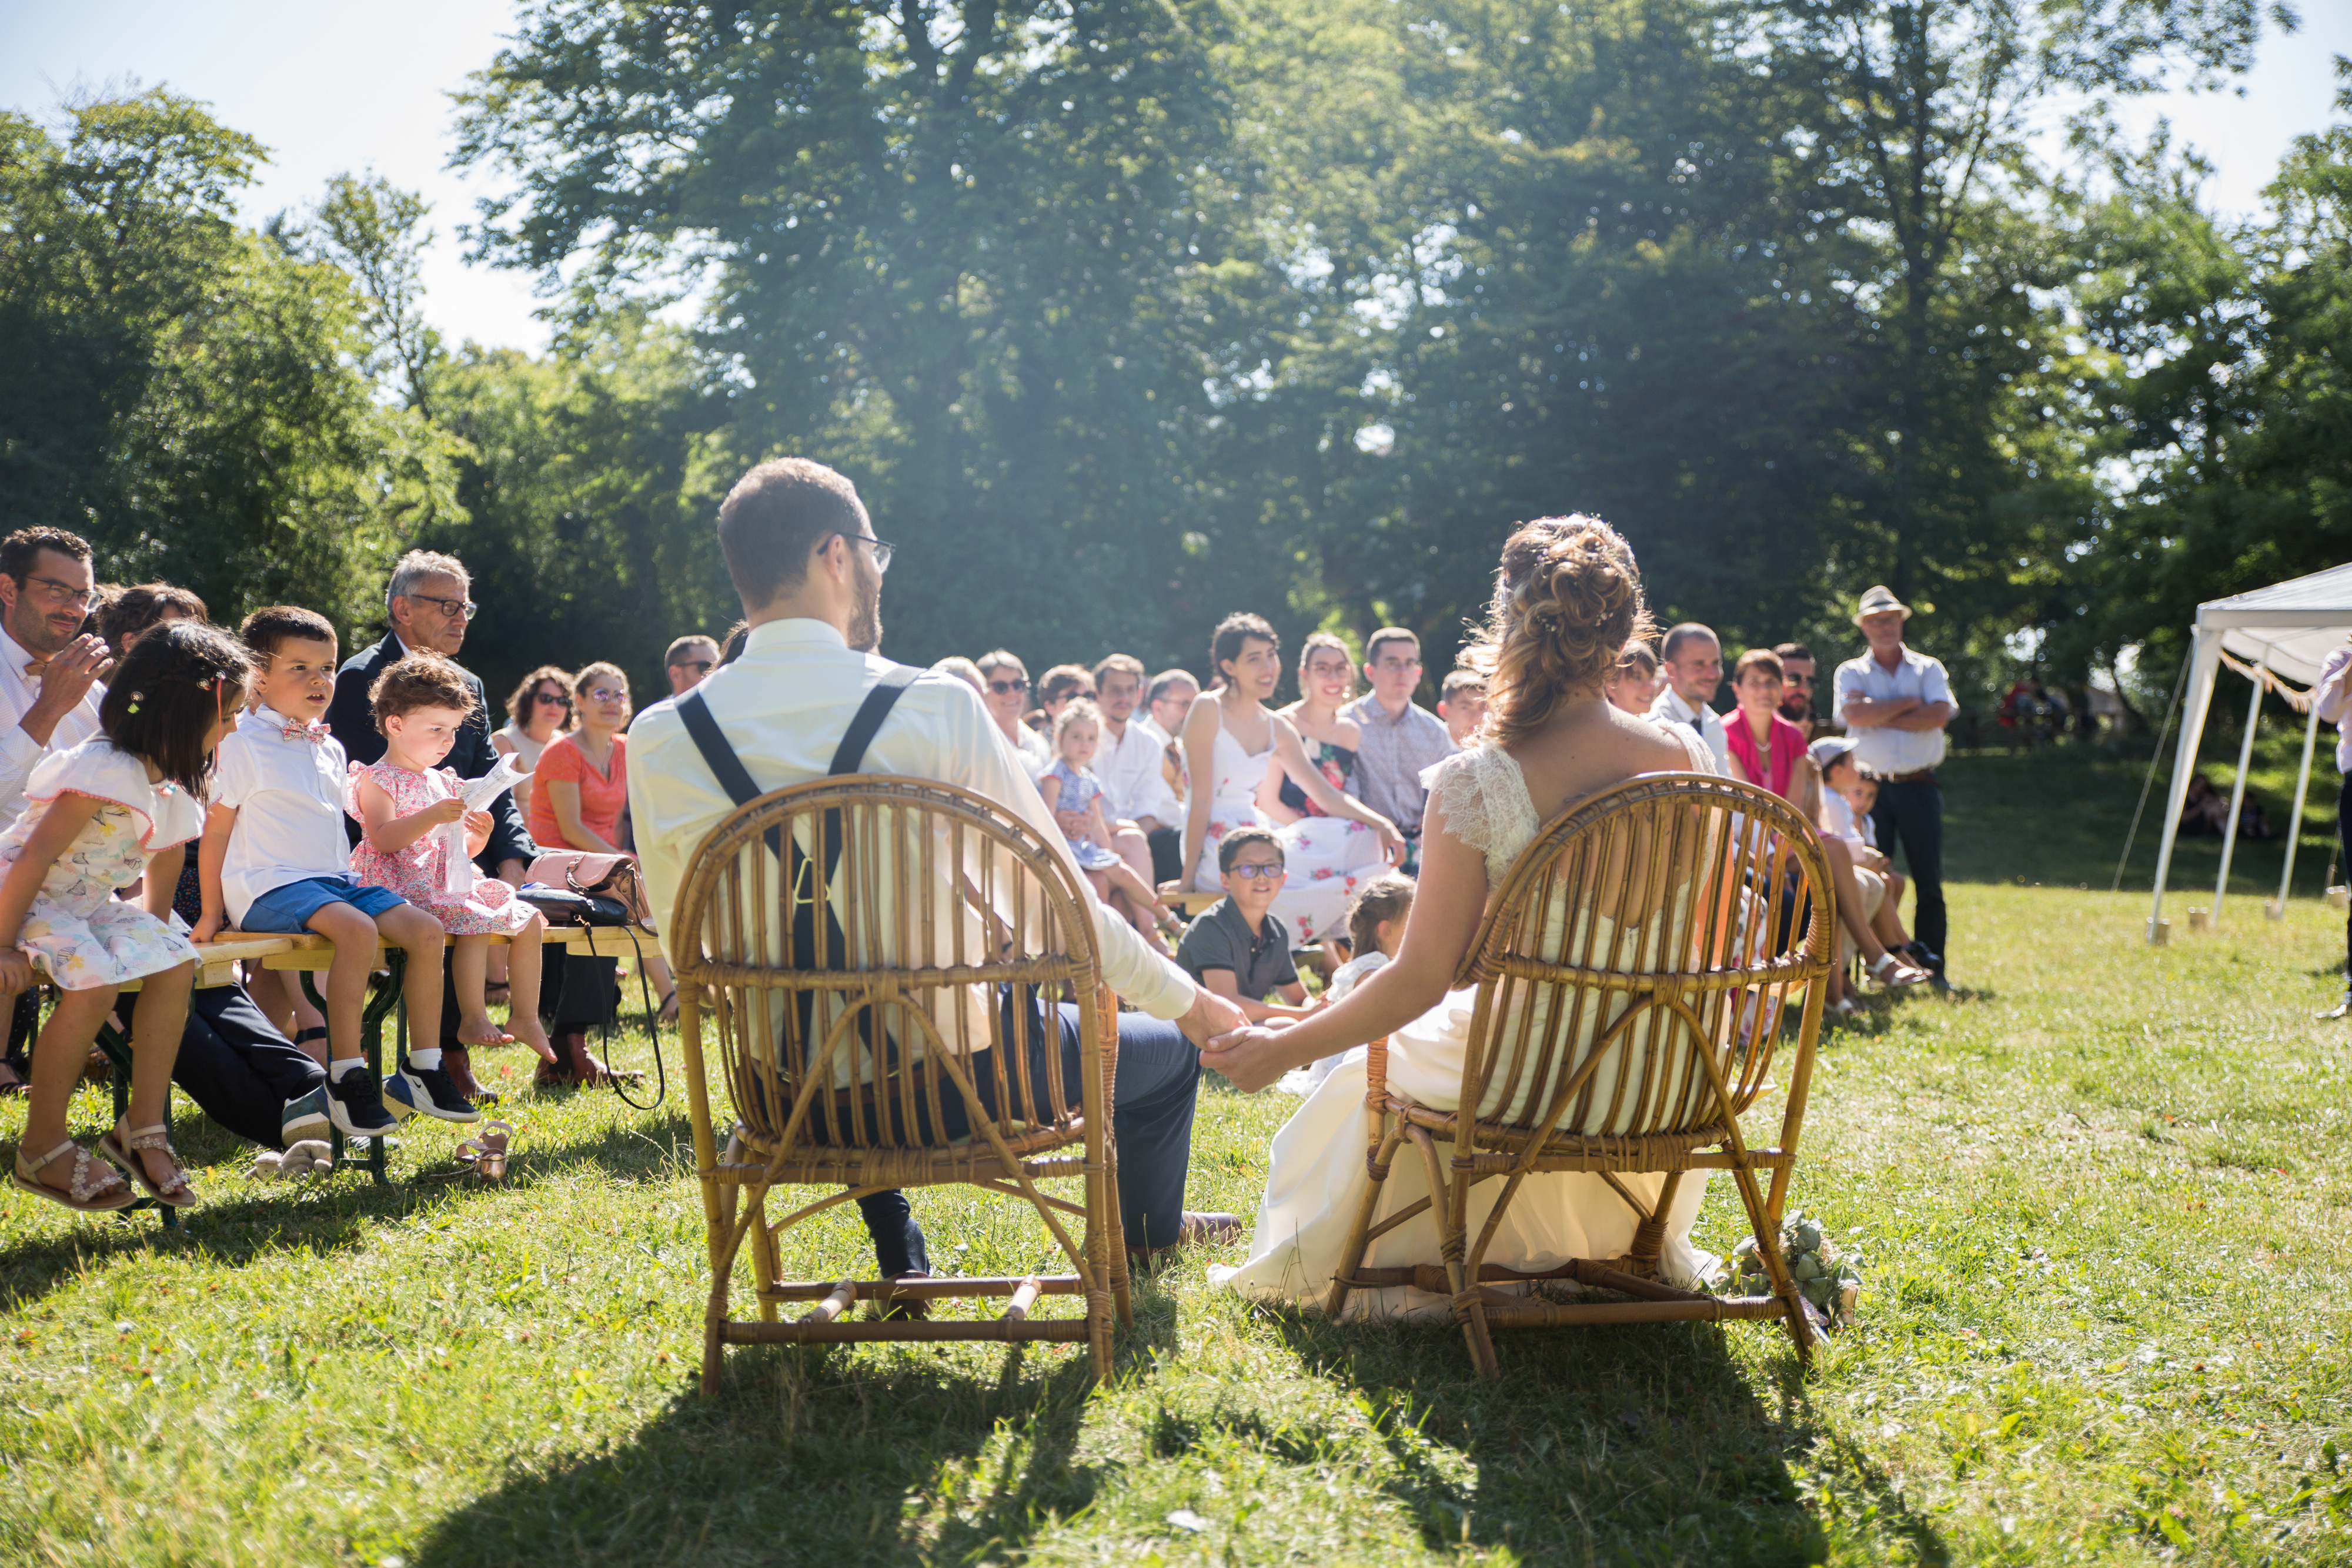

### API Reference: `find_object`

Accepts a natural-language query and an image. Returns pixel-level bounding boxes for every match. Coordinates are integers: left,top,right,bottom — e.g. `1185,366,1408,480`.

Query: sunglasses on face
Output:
534,691,572,708
1783,674,1813,688
675,660,716,676
586,687,629,704
1228,862,1286,881
989,678,1029,696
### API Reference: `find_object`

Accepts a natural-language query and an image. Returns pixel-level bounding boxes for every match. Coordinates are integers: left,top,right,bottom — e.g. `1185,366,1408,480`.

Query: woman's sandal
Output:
656,989,680,1028
1866,952,1929,988
446,1121,513,1183
11,1138,134,1212
99,1121,198,1208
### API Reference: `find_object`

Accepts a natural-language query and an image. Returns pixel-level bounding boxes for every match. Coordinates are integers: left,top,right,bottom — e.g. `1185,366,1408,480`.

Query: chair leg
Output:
1102,1139,1132,1328
1730,1162,1813,1367
749,1195,781,1325
1404,1125,1496,1378
1325,1118,1404,1319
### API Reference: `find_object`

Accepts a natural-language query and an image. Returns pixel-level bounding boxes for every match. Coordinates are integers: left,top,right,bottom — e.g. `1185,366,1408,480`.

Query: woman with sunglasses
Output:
975,648,1055,780
493,664,576,823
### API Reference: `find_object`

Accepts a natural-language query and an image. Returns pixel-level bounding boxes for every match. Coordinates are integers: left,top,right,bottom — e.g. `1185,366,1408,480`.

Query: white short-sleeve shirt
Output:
213,704,353,925
1834,646,1953,775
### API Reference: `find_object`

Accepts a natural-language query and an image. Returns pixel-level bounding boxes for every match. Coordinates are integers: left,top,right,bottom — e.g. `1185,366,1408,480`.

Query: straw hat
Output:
1852,584,1910,626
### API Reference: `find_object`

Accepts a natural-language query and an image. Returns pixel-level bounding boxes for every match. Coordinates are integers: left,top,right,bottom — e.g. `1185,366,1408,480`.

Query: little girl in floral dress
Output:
4,622,252,1213
348,654,555,1070
1038,700,1181,950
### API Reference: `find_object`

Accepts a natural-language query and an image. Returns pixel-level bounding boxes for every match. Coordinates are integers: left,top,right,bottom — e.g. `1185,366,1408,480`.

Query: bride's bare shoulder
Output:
1601,703,1695,767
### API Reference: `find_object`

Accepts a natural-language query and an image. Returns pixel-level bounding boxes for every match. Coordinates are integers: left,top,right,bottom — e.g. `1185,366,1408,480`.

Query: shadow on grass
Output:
403,1272,1185,1567
1242,1310,1940,1566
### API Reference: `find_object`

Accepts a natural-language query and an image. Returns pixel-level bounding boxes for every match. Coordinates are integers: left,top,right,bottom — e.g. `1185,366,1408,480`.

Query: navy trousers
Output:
1870,777,1947,963
172,984,328,1149
818,1000,1202,1269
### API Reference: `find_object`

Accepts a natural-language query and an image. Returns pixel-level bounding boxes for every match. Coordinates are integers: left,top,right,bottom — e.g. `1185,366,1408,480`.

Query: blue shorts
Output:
242,875,406,934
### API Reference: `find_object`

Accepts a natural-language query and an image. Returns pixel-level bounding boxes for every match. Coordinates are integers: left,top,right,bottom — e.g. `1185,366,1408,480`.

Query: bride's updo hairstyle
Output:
1464,514,1654,747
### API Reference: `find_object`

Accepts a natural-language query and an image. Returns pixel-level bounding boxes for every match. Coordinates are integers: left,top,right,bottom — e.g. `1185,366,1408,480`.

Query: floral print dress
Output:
346,761,537,937
0,739,203,990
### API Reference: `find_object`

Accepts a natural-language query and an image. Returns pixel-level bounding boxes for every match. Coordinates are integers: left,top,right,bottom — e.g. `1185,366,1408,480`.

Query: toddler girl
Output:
1039,700,1180,948
1279,872,1415,1095
4,622,250,1212
348,654,556,1068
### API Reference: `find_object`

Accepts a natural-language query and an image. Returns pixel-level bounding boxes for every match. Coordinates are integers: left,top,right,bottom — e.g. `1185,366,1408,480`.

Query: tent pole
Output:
2277,695,2323,911
2150,633,2221,942
2213,654,2267,921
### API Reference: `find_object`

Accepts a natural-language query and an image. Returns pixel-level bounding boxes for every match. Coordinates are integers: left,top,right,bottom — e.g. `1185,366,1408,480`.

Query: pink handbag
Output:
525,850,654,929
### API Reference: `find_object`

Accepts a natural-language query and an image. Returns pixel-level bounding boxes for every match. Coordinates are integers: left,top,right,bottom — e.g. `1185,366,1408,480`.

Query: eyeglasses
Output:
534,690,572,709
586,686,629,704
21,573,96,610
674,660,715,676
833,534,896,574
1374,657,1423,673
407,592,479,620
1783,674,1813,688
988,678,1029,696
1227,862,1287,881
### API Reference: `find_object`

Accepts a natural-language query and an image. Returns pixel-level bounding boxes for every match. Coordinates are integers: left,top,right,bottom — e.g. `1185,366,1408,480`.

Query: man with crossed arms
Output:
629,459,1247,1286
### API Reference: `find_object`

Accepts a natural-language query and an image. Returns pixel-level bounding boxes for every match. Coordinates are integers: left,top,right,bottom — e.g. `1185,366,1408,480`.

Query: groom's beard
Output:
847,574,883,653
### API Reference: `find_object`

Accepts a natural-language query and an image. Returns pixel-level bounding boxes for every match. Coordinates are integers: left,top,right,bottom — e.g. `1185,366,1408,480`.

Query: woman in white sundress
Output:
1180,613,1404,946
1201,517,1720,1320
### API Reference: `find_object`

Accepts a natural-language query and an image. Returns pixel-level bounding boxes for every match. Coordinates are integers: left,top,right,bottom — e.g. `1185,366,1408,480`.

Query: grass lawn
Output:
4,744,2350,1566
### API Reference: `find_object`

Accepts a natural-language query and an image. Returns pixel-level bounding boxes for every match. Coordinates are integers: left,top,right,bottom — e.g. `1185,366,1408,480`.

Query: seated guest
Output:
977,649,1054,778
1810,737,1930,991
933,656,987,696
1723,647,1809,800
1090,653,1185,886
665,634,721,697
1174,828,1316,1022
1648,622,1728,766
1775,642,1820,738
1339,627,1455,873
1438,669,1487,747
1279,871,1415,1096
1031,664,1095,735
1185,614,1402,945
626,456,1250,1275
1258,632,1362,827
1147,668,1200,740
492,665,574,823
527,660,677,1047
1603,639,1659,717
1039,699,1180,948
95,583,207,658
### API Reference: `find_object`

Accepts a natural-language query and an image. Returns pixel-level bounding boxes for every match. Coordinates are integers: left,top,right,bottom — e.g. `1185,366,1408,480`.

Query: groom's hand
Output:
1175,984,1247,1050
1199,1025,1286,1093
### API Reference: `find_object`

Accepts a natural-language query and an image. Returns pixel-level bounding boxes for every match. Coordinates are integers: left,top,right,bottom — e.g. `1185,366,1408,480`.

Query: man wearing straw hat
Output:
1833,585,1954,979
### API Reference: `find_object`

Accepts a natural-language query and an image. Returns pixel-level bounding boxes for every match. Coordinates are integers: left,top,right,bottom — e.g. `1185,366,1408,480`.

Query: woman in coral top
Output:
1723,647,1810,801
525,661,677,1030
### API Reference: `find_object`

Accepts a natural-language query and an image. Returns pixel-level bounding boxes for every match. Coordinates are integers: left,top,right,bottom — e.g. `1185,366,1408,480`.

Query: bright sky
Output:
3,0,2348,356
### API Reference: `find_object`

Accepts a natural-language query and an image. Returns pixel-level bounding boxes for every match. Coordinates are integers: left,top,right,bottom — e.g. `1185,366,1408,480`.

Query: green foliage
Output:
0,89,464,643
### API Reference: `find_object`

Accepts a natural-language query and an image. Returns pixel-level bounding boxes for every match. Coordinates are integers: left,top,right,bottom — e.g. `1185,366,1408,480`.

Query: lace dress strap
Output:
1420,744,1540,885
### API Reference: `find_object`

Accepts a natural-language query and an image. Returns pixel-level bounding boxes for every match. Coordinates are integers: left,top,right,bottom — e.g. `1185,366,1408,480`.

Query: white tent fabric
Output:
2148,561,2352,941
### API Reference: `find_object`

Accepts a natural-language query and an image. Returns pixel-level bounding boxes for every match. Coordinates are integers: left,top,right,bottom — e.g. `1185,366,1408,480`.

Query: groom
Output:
627,457,1247,1275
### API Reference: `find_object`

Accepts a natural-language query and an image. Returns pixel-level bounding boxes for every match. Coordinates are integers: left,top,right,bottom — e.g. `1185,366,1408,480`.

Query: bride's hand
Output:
1200,1024,1289,1093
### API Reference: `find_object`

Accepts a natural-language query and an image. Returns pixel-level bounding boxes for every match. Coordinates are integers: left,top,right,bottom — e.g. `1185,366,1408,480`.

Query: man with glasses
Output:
628,456,1250,1281
326,550,564,1098
1775,642,1821,740
0,527,111,827
664,635,721,698
1340,627,1456,873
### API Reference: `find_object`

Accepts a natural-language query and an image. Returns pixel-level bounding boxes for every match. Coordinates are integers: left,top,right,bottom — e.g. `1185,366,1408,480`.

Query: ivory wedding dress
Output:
1211,729,1722,1321
1190,718,1389,944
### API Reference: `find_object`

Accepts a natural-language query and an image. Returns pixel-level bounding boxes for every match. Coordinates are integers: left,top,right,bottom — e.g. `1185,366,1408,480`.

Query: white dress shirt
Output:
627,619,1196,1057
212,703,354,927
2316,646,2352,775
1834,646,1954,775
1648,686,1730,768
0,623,102,828
1096,713,1182,826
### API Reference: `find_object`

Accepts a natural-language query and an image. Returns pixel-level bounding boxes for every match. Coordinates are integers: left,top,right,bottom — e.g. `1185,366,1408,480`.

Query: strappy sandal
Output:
1866,952,1929,988
656,989,679,1027
468,1121,511,1181
12,1138,135,1212
99,1121,198,1209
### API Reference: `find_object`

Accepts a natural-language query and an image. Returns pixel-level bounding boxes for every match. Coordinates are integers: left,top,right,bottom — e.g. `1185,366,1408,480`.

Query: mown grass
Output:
2,753,2350,1565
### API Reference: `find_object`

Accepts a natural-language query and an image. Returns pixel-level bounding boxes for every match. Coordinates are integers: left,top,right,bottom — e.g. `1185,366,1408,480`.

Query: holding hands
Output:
1198,1023,1297,1093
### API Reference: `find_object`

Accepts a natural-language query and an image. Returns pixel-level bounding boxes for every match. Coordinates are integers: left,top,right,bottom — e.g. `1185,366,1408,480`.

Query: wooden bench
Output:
76,922,663,1211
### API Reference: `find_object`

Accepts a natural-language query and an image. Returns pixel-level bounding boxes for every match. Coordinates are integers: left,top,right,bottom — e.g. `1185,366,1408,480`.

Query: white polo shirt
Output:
1835,646,1954,775
213,704,353,925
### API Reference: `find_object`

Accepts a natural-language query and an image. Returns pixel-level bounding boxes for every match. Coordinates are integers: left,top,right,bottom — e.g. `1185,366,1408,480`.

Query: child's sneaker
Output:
281,1085,331,1144
328,1069,400,1137
386,1062,479,1124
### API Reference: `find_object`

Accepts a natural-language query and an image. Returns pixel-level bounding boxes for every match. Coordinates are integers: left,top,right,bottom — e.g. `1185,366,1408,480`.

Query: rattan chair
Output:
1325,773,1835,1377
670,777,1130,1394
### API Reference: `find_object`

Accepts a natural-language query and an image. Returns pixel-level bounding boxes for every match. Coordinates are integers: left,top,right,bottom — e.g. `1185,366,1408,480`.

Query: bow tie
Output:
279,718,326,744
21,658,46,680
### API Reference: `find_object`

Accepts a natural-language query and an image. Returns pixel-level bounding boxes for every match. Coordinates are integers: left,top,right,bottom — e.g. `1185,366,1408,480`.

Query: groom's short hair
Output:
717,457,868,608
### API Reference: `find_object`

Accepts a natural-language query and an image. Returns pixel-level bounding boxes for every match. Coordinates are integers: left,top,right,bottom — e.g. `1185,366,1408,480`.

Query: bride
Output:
1202,517,1719,1319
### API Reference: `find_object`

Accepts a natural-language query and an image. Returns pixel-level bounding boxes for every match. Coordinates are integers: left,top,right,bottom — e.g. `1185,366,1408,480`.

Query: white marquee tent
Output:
2147,560,2352,941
